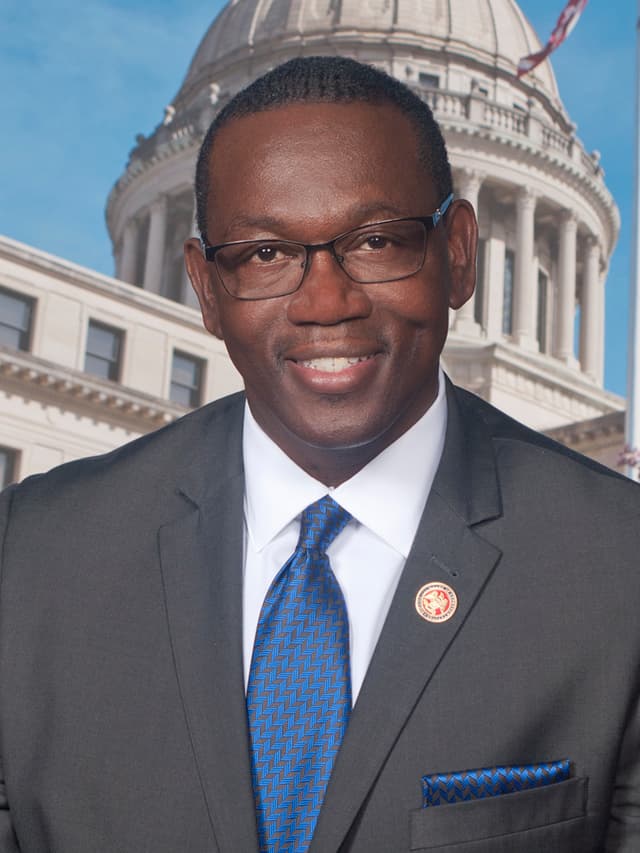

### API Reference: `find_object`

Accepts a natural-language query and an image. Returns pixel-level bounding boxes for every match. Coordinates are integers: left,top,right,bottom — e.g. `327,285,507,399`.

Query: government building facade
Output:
0,0,625,488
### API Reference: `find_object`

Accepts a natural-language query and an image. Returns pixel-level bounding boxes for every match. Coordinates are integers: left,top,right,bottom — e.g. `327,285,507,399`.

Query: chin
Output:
287,414,395,453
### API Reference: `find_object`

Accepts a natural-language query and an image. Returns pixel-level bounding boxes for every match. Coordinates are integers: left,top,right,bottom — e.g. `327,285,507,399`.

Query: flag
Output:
517,0,588,78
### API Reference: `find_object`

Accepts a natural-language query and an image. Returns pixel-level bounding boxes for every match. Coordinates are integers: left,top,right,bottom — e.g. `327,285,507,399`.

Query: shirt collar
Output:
243,369,448,558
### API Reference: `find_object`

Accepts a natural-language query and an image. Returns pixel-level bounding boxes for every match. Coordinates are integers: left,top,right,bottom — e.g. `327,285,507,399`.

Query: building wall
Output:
0,236,242,484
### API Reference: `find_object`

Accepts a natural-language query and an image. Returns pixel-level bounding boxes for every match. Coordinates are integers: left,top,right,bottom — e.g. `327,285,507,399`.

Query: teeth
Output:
299,355,372,372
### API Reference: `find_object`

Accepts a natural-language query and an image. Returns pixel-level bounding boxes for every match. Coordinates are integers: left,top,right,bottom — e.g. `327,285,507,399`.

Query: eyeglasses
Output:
200,193,453,301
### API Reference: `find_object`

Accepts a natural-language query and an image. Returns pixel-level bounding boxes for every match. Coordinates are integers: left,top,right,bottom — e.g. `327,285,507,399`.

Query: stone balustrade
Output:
405,84,603,182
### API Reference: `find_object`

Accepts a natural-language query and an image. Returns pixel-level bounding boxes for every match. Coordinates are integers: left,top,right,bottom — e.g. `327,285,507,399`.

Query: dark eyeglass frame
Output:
199,192,454,301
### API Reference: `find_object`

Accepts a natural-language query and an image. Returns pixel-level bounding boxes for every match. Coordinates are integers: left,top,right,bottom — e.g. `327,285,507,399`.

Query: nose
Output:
285,247,373,326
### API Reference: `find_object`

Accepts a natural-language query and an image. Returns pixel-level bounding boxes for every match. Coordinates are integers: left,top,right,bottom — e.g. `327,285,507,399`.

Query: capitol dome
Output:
181,0,562,113
106,0,622,432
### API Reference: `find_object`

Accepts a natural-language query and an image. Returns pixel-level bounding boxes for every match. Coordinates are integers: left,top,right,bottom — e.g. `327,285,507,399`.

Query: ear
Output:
184,238,224,339
444,199,478,310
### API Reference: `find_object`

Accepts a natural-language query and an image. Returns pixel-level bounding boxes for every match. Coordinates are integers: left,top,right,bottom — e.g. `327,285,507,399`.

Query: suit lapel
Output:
158,397,259,853
310,383,504,853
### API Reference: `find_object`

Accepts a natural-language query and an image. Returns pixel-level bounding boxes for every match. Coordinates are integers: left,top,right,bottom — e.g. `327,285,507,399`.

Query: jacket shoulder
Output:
1,391,246,511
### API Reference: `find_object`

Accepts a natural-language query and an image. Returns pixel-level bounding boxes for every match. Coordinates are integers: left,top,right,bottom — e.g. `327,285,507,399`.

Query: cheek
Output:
217,304,281,372
387,281,448,333
383,288,449,367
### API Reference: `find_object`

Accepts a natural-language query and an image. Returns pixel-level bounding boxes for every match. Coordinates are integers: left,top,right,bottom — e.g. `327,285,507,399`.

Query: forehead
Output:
206,101,437,239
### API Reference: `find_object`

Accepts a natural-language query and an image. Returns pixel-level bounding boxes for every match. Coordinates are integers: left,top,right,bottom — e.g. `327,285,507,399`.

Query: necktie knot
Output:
298,495,351,555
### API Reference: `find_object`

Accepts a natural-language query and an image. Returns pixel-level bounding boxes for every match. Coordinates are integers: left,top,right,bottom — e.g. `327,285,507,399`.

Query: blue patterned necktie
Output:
247,495,352,853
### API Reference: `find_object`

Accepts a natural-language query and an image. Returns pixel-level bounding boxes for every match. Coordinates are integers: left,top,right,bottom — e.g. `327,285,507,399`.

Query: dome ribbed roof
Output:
179,0,560,104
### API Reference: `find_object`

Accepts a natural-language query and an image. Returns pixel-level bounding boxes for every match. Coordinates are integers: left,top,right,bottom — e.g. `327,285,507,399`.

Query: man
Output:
0,56,638,852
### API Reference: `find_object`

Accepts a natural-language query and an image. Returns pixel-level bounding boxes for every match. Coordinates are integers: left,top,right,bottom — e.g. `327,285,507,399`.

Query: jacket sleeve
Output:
0,486,22,852
605,678,640,851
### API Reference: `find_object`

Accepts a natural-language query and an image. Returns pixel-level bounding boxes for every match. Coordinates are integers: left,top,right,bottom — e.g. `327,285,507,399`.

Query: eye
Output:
341,221,423,257
217,240,304,276
363,234,390,250
254,245,280,263
246,242,302,265
347,229,401,254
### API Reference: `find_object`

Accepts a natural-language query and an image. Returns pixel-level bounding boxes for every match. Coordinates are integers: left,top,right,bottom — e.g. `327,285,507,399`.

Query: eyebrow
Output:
219,201,415,240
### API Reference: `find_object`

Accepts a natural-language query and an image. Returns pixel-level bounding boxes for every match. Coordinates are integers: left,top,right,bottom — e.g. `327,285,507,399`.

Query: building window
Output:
502,249,515,335
0,447,17,488
574,303,581,361
84,320,123,381
164,252,186,303
475,239,486,327
537,270,549,353
161,191,194,304
134,214,150,288
170,350,204,408
0,287,34,351
418,72,439,88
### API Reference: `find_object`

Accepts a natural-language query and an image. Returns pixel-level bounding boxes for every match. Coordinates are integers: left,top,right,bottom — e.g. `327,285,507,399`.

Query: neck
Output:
285,443,388,488
257,409,436,488
245,378,441,487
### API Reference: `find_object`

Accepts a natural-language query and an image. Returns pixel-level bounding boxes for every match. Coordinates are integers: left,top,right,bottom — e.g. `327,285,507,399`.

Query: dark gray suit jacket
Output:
1,384,639,852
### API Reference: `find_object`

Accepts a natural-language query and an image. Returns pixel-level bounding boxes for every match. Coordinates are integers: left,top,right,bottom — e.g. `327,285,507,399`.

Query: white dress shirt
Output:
242,371,448,702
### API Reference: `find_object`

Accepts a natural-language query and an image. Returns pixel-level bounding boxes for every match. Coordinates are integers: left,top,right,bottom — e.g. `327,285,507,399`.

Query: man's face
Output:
186,101,476,483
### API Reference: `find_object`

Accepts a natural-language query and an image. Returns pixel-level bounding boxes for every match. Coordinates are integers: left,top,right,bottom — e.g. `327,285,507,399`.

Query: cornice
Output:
106,125,201,232
545,410,624,445
0,236,204,332
0,347,187,430
444,335,625,413
442,123,619,252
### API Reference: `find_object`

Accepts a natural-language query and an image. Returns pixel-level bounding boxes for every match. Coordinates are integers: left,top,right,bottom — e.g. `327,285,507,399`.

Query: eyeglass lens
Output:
215,219,428,299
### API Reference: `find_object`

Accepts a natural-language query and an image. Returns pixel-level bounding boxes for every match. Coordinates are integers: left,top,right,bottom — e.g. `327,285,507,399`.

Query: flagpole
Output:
626,0,640,480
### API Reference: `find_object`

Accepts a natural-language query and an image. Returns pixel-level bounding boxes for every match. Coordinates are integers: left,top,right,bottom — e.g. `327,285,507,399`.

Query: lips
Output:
285,347,382,394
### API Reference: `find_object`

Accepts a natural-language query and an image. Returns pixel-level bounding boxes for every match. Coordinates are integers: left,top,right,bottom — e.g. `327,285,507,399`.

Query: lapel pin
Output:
415,582,458,623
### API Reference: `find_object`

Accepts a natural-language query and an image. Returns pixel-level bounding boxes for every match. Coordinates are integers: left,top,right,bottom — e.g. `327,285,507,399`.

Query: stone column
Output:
597,269,606,385
454,169,484,336
579,236,602,381
182,204,201,309
119,218,139,285
512,187,537,350
143,195,168,294
555,210,578,365
484,233,506,340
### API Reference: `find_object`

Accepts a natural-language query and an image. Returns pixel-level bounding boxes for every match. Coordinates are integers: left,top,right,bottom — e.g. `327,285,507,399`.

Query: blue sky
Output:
2,0,634,396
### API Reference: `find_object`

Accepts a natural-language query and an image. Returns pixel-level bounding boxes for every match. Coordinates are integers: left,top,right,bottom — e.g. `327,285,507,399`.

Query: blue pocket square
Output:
421,759,570,807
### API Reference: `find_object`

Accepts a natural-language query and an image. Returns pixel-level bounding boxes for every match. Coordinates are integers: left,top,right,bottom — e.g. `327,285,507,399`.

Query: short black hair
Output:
195,55,453,238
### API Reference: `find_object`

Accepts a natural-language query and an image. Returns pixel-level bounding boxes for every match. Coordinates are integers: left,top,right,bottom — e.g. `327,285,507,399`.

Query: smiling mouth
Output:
297,355,375,372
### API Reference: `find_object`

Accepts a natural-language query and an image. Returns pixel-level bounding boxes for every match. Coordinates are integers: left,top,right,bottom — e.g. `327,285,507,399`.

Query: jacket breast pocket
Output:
409,777,588,851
